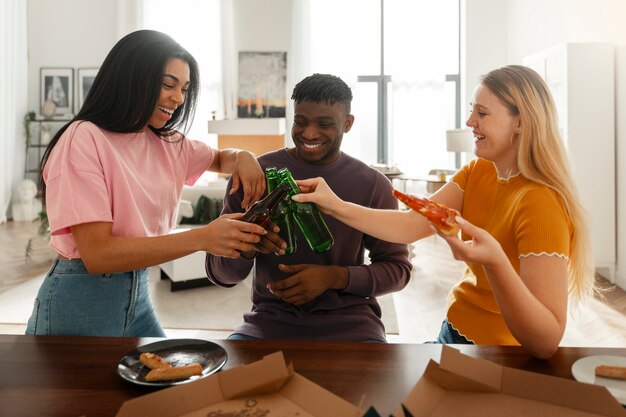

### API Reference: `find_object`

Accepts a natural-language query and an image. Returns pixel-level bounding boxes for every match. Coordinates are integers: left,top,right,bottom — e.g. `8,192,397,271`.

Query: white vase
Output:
42,100,56,119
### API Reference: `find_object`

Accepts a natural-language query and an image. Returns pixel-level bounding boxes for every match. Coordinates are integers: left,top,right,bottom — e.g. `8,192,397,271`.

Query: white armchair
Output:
161,182,228,291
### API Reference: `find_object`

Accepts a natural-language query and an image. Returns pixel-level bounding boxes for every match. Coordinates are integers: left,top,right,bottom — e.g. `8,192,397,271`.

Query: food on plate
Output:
139,352,172,369
138,352,203,382
392,189,460,235
145,363,203,382
594,364,626,380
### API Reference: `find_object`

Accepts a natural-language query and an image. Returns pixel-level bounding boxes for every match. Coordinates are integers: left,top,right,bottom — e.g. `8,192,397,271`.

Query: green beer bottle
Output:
277,168,334,253
265,167,297,256
240,181,289,228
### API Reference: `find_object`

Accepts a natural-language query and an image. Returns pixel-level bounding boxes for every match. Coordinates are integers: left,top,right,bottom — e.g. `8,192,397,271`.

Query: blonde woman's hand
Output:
200,213,267,258
229,151,265,209
437,216,508,270
291,177,341,216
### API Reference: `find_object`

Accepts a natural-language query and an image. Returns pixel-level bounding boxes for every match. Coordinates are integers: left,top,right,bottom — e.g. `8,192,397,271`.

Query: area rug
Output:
150,268,400,335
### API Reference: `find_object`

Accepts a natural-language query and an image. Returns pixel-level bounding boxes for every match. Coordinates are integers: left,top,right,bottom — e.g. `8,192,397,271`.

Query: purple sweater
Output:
205,149,412,341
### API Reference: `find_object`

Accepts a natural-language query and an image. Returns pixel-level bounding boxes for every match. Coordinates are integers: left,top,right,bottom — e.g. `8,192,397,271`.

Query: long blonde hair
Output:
481,65,596,303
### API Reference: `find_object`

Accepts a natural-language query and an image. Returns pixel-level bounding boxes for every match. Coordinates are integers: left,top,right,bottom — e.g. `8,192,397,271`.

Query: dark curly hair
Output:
291,73,352,114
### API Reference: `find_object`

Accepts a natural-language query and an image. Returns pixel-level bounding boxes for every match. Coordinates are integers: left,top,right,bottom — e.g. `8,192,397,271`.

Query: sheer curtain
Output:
0,0,28,223
294,0,459,176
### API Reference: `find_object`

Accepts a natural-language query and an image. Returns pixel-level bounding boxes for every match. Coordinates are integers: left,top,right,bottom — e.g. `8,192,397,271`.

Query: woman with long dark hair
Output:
26,30,267,337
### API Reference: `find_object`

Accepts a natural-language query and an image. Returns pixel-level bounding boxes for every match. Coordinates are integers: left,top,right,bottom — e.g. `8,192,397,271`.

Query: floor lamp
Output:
446,129,474,169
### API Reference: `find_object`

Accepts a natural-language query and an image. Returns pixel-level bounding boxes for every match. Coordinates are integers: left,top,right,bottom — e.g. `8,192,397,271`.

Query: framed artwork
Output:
40,67,73,118
237,51,287,118
76,68,99,113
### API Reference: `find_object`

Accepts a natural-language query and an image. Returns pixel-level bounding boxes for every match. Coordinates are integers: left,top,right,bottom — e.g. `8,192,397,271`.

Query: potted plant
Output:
25,210,49,263
23,111,36,147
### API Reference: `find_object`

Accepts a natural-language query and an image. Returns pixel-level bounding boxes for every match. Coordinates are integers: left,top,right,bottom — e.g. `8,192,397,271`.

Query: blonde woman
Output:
293,65,595,359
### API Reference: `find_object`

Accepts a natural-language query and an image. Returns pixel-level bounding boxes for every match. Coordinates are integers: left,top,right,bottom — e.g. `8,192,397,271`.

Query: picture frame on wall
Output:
237,51,287,118
40,67,73,119
76,68,99,113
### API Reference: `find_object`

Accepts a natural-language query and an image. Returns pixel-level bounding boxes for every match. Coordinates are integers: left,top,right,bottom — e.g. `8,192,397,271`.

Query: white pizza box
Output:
115,351,362,417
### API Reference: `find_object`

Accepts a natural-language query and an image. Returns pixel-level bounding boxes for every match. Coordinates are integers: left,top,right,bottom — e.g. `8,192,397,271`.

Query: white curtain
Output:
294,0,458,176
0,1,28,223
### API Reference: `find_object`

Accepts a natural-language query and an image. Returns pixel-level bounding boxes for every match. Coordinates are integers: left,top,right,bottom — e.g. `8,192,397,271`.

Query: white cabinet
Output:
524,43,615,281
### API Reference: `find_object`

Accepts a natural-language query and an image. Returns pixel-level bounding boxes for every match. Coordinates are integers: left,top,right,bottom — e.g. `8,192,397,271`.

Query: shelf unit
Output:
24,119,69,194
207,118,286,156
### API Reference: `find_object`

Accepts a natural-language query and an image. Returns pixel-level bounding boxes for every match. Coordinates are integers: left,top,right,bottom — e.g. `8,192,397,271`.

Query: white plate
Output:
571,355,626,405
117,338,228,387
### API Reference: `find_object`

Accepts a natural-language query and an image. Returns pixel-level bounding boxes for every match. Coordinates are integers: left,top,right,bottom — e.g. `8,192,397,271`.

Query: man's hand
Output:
240,223,287,259
266,264,349,305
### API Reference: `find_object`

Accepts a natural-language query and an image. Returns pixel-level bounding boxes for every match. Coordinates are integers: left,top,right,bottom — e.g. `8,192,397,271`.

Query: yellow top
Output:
447,158,572,345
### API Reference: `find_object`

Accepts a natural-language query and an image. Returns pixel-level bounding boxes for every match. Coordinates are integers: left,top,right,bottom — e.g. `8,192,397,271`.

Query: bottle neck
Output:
241,182,289,225
265,167,279,192
277,170,300,196
262,182,289,210
266,176,280,192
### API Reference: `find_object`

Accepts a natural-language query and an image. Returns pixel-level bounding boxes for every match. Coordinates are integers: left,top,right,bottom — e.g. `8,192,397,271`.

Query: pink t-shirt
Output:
44,121,213,259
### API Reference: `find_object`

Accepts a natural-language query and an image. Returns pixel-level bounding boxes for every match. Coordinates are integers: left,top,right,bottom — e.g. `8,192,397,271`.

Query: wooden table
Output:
1,335,624,416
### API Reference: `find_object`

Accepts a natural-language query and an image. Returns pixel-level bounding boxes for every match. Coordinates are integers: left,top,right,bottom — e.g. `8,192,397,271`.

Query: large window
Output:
296,0,460,176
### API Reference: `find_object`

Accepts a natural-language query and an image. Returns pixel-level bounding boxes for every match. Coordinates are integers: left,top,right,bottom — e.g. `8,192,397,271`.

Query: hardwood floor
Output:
1,220,625,346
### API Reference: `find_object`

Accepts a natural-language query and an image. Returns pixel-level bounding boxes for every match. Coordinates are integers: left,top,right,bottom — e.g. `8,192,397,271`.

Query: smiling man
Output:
205,73,412,342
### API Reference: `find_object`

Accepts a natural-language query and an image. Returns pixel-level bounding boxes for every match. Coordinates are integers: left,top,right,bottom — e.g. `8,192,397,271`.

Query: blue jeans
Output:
426,319,473,344
25,258,165,337
227,333,262,340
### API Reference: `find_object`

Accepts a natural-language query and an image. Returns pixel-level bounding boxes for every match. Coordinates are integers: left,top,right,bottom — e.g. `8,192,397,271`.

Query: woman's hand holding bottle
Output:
199,213,268,258
291,177,342,216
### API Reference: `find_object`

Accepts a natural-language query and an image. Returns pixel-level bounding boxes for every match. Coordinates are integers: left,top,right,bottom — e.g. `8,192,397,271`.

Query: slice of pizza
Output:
595,364,626,380
139,352,172,370
392,189,460,236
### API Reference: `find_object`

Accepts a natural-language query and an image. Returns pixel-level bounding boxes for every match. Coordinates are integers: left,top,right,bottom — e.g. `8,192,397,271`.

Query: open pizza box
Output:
395,345,626,417
115,351,363,417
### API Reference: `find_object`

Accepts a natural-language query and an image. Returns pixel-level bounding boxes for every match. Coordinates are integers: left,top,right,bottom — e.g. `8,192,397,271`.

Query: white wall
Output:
462,0,509,112
27,0,119,113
